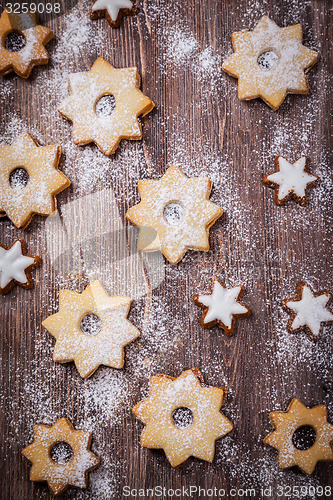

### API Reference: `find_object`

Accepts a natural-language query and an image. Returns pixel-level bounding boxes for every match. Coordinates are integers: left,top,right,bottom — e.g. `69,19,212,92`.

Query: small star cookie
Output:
0,132,70,229
263,156,319,206
283,282,333,341
42,280,140,378
264,398,333,475
0,239,40,294
22,417,100,495
90,0,136,28
126,165,223,264
0,10,53,78
58,57,154,156
133,368,233,467
222,16,318,110
193,280,251,334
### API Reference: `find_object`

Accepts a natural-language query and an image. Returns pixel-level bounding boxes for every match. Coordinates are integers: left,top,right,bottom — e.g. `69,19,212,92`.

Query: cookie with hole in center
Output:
0,10,53,78
58,57,154,156
264,398,333,475
222,16,318,110
0,239,41,294
90,0,137,28
193,280,251,334
22,417,100,495
0,132,70,229
126,165,223,264
133,368,233,467
263,156,319,206
42,280,140,378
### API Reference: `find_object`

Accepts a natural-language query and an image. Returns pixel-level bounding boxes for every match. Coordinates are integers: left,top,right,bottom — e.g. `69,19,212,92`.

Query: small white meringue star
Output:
264,156,318,205
194,280,251,334
0,240,35,289
284,282,333,340
92,0,133,22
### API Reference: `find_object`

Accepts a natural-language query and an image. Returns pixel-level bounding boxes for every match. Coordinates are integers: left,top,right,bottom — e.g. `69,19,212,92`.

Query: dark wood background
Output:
0,0,332,498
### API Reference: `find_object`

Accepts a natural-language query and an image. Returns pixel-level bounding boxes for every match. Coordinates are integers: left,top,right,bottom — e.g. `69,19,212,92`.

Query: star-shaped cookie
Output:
283,282,333,341
0,132,70,229
0,239,41,294
222,16,318,110
126,165,223,264
193,280,251,334
0,10,53,78
264,398,333,475
133,368,233,467
22,417,100,495
58,57,154,155
263,156,319,206
42,280,140,378
90,0,136,28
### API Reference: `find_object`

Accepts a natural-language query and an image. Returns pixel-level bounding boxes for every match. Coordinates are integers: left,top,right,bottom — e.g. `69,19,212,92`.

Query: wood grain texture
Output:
0,0,332,498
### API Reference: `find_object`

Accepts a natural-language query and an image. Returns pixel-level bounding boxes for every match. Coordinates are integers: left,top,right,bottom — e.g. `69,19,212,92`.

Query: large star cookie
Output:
90,0,136,28
263,156,319,206
133,368,233,467
222,16,318,110
264,398,333,475
42,280,140,378
22,417,100,495
0,10,53,78
126,165,223,264
193,280,251,334
0,132,70,229
283,282,333,341
58,57,154,156
0,239,40,294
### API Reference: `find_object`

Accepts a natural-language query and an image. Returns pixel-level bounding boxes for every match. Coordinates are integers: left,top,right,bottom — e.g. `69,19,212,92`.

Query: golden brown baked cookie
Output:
263,156,319,206
58,57,154,156
0,239,41,294
193,279,251,334
90,0,137,28
133,368,233,467
282,282,333,341
222,16,318,110
42,280,140,378
0,132,70,229
264,398,333,474
22,417,100,495
0,10,53,78
126,165,223,264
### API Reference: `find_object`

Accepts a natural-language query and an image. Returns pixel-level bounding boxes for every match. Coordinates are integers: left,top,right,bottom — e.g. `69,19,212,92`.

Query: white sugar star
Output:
286,284,333,337
0,241,35,288
92,0,133,21
266,157,317,201
199,282,249,328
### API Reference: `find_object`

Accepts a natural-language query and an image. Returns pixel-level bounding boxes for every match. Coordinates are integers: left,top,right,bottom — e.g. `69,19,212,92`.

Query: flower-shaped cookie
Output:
283,282,333,341
222,16,318,110
193,280,251,334
264,398,333,474
263,156,319,206
0,239,40,294
126,165,223,264
133,368,233,467
22,417,100,495
58,57,154,155
90,0,136,28
0,132,70,229
0,10,53,78
42,280,140,378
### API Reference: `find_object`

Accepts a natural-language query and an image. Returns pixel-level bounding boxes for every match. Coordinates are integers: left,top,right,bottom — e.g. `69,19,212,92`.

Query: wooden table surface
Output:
1,0,332,498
